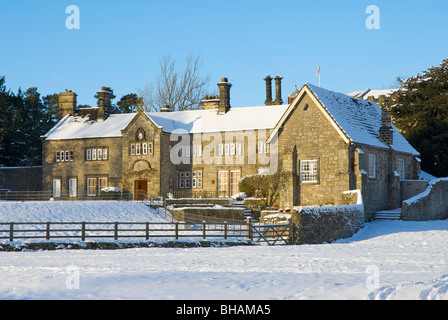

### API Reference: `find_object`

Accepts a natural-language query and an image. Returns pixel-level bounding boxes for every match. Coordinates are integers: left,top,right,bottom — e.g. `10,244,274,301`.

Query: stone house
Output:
41,77,420,221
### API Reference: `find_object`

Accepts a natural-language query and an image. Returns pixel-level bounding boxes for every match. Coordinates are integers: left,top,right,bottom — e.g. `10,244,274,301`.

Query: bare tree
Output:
138,55,210,112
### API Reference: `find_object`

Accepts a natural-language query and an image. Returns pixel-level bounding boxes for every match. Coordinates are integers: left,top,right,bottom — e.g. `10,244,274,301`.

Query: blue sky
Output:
1,0,447,107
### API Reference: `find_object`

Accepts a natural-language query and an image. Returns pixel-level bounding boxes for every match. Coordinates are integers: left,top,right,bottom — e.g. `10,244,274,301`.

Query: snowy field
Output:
0,201,447,300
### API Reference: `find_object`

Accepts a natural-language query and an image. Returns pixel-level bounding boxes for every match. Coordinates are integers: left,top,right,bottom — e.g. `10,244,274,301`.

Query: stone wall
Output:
291,204,364,245
171,206,244,223
401,178,448,221
165,198,231,206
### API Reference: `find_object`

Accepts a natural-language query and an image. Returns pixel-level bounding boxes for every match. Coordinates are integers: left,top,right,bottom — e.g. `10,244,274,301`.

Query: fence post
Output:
175,222,179,239
46,222,50,240
81,222,86,241
202,220,206,239
224,221,227,240
145,222,149,240
114,222,118,240
9,222,13,242
246,217,253,242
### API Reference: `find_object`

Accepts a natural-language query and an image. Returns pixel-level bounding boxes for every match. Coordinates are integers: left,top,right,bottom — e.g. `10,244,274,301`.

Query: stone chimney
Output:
201,95,220,110
274,75,283,105
160,104,173,112
379,105,393,146
264,75,274,106
58,90,77,120
96,86,116,120
218,77,231,114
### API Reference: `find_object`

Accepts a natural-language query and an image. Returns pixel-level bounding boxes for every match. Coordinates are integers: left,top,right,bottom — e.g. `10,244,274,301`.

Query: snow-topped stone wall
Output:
291,204,364,245
401,178,448,221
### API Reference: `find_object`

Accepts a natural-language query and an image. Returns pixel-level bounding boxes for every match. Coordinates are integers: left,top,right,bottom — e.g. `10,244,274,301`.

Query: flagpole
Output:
316,63,321,87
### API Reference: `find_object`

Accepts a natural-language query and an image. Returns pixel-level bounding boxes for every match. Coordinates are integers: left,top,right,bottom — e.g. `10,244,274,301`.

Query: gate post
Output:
246,217,253,242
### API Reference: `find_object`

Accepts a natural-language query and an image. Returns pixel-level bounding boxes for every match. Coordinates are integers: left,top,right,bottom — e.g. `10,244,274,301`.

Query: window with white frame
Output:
193,144,201,157
69,178,77,197
178,172,192,189
131,144,136,155
56,150,74,163
300,160,318,183
192,170,202,188
142,143,148,155
224,144,230,156
87,178,97,196
218,170,229,197
258,141,269,154
236,143,242,156
86,148,108,161
148,142,153,154
368,154,376,179
53,179,61,198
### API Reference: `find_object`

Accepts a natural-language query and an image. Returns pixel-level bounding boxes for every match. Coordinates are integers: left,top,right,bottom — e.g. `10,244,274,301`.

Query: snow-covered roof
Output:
43,84,419,156
42,113,136,140
348,88,400,100
43,105,288,140
307,84,419,155
146,105,288,134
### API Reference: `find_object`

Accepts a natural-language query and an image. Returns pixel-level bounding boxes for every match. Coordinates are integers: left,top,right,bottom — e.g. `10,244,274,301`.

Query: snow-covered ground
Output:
0,201,447,300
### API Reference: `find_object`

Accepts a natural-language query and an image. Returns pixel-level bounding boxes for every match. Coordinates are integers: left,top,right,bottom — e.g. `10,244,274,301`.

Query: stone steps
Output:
374,208,402,220
231,201,253,218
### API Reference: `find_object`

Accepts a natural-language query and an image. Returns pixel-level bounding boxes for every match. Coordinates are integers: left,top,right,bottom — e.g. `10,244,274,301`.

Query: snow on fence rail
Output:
0,221,251,242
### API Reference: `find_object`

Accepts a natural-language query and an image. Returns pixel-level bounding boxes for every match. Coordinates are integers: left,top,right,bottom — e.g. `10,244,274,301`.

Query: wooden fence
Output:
0,220,291,245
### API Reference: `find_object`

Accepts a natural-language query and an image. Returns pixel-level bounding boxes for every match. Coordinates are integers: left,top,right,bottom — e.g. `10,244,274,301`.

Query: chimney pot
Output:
264,75,273,106
274,75,283,105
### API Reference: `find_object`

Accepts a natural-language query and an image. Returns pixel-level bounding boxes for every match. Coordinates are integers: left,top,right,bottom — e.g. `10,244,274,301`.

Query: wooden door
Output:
134,180,147,200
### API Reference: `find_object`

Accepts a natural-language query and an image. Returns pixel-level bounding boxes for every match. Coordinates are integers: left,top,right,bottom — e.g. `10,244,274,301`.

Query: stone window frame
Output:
299,159,319,183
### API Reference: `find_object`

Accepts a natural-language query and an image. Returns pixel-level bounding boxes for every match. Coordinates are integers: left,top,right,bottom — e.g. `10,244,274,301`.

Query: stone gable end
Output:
279,91,351,207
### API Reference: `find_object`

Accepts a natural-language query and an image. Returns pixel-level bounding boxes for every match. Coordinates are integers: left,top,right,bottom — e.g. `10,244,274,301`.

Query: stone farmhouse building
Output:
41,76,421,220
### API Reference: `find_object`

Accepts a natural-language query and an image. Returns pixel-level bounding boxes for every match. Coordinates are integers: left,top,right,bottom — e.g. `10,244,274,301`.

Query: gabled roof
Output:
271,83,419,155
